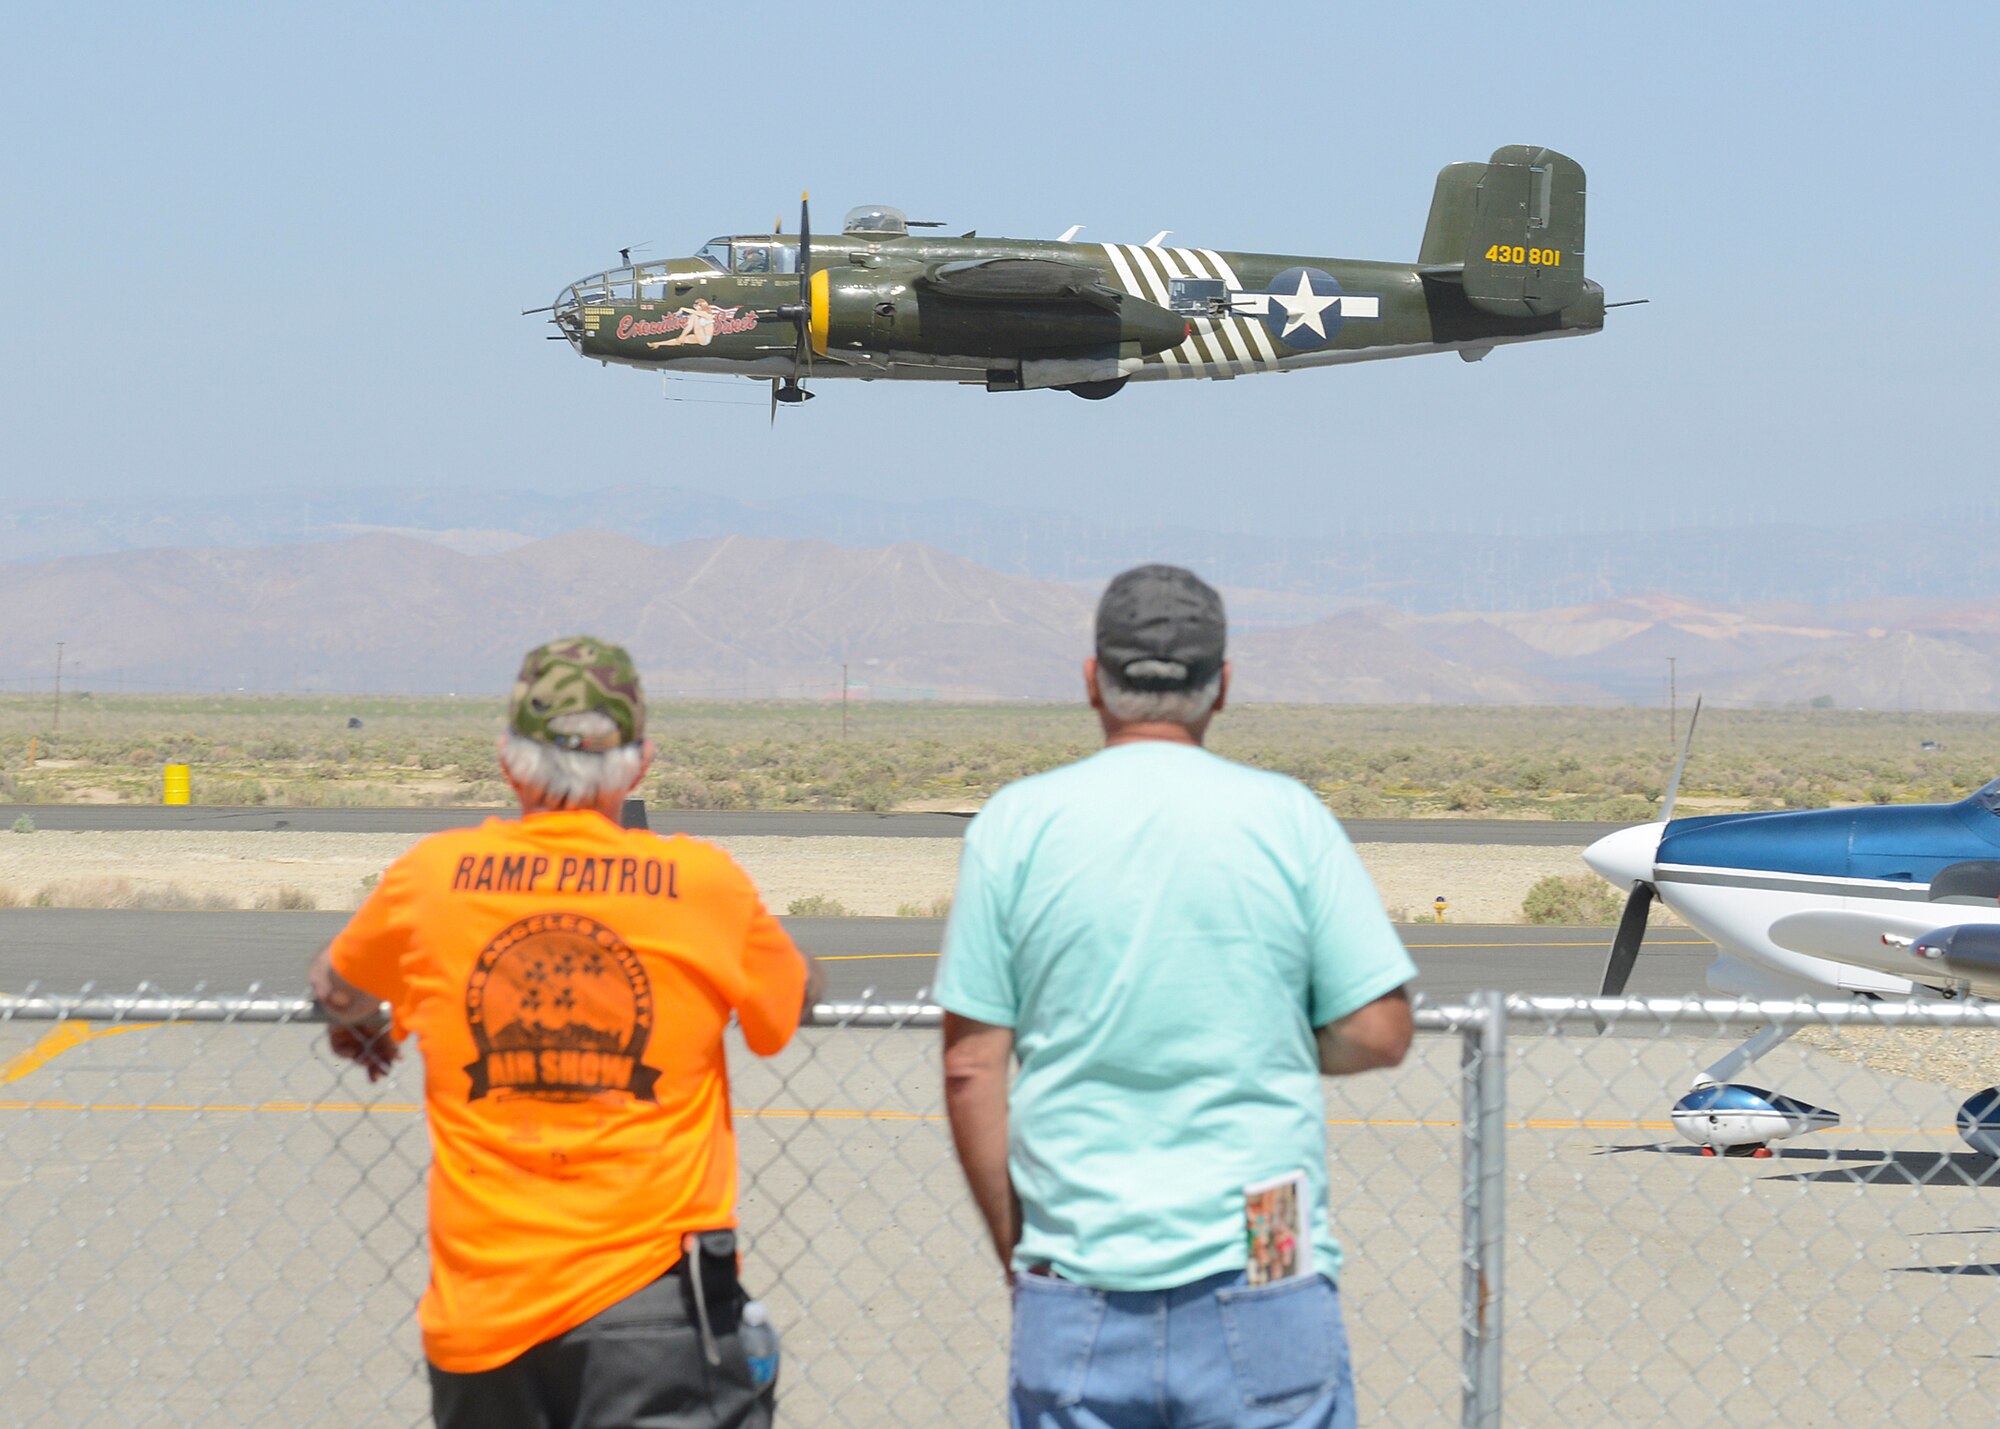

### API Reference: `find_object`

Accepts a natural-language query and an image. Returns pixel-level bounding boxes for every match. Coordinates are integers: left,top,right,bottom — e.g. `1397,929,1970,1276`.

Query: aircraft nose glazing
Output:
1583,821,1666,890
549,283,589,350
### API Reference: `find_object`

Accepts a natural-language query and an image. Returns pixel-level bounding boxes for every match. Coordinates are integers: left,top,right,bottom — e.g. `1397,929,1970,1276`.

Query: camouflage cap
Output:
509,636,645,751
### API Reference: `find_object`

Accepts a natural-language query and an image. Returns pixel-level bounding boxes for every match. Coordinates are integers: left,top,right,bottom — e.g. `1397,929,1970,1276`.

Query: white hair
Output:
499,732,645,808
1095,667,1222,726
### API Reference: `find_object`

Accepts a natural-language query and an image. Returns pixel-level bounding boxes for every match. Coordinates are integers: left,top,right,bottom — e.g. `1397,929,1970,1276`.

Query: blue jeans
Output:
1009,1270,1355,1429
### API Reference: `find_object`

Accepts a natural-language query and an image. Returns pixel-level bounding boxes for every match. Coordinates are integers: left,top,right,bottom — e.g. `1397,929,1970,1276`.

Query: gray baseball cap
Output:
1094,564,1227,690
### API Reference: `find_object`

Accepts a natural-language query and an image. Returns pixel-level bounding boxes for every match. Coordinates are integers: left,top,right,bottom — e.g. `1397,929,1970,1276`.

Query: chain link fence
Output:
5,990,1999,1424
1497,995,2000,1426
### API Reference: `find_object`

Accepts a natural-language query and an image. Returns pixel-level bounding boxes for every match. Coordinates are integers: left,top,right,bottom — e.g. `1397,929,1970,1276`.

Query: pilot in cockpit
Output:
736,245,769,274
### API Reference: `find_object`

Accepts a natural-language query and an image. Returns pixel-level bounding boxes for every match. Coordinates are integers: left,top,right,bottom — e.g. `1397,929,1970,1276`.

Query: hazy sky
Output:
5,2,1995,539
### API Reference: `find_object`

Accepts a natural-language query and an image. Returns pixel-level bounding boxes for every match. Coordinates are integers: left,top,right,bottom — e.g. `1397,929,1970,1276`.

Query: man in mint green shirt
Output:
939,564,1415,1429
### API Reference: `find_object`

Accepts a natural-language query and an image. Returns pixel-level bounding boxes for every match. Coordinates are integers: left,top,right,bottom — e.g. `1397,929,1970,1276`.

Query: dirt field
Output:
7,694,1999,820
0,830,1596,921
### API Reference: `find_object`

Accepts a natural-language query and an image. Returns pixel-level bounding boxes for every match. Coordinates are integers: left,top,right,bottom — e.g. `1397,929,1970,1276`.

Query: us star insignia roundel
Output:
1232,267,1381,351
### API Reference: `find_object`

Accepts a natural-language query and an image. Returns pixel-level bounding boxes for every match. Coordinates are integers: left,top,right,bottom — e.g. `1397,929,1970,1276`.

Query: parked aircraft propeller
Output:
1600,882,1657,998
1600,696,1702,997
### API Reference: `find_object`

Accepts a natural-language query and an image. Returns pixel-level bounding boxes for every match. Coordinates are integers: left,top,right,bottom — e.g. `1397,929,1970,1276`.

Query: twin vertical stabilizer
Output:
1421,145,1586,318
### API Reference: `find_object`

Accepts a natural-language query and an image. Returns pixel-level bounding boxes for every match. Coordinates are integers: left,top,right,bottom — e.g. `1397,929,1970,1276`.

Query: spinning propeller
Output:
769,191,814,424
1600,696,1702,997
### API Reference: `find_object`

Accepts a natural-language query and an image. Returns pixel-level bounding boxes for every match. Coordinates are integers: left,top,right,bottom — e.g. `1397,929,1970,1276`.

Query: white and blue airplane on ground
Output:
1581,701,2000,1158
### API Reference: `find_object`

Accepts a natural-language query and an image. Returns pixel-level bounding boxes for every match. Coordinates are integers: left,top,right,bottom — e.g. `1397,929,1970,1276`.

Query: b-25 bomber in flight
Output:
537,145,1612,414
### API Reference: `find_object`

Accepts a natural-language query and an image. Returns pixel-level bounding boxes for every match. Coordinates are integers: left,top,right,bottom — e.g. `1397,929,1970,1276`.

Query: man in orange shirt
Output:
310,636,817,1428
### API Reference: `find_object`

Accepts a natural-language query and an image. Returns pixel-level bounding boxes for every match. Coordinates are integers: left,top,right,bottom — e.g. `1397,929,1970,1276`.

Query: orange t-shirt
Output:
327,810,808,1373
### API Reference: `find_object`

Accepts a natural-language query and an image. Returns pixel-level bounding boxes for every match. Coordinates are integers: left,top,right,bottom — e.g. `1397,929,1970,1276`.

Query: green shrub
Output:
1443,781,1490,812
11,814,34,833
894,896,953,918
1522,874,1623,925
254,886,319,911
786,893,851,917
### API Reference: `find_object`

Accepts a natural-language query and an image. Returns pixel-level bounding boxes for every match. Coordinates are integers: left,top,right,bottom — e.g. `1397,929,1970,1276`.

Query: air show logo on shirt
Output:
464,912,659,1103
1228,266,1380,350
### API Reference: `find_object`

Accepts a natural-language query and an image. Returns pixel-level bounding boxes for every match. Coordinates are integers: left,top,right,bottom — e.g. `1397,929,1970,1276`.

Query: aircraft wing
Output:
916,257,1124,310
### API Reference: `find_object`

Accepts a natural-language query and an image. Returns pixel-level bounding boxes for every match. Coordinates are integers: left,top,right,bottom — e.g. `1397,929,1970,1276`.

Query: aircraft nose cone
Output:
1583,821,1665,890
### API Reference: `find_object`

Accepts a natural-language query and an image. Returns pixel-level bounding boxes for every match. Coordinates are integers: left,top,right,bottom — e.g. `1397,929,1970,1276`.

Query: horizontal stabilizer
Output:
918,257,1122,309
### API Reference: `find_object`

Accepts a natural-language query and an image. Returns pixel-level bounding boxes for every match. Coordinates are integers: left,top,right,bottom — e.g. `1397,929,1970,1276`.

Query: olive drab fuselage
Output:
543,149,1606,400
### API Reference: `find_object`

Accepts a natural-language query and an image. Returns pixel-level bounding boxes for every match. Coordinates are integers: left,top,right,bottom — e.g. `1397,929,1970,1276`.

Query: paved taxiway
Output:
0,911,1708,1002
0,804,1624,845
3,999,1986,1424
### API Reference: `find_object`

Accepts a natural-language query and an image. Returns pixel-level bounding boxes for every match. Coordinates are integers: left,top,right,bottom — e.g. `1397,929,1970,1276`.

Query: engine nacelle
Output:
810,265,1186,359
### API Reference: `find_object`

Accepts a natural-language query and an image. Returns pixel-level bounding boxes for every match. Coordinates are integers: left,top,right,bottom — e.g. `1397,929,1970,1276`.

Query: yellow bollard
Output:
1433,896,1449,924
162,764,191,805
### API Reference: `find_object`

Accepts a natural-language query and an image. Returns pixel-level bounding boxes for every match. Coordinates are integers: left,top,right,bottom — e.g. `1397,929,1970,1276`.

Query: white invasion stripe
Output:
1119,245,1192,373
1144,249,1216,372
1121,243,1172,304
1200,247,1245,287
1201,249,1282,366
1202,249,1283,366
1103,244,1176,372
1213,305,1271,369
1164,248,1229,372
1173,249,1249,374
1127,245,1214,376
1101,241,1142,296
1176,250,1254,372
1221,318,1261,371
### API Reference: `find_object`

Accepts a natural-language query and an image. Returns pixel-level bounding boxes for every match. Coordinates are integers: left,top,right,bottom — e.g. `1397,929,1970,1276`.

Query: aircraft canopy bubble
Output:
843,205,908,236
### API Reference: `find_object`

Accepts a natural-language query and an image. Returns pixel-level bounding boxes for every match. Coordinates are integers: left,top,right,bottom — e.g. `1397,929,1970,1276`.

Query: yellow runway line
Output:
0,1099,424,1114
816,942,1719,958
0,1098,1962,1138
0,1021,163,1085
739,1107,943,1122
814,953,937,962
1408,939,1712,949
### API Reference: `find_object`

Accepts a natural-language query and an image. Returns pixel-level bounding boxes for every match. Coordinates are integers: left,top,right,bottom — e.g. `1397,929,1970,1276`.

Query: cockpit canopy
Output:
843,205,908,237
693,238,800,275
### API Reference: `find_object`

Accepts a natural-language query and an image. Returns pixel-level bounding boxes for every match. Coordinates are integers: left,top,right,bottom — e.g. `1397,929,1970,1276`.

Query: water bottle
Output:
740,1299,780,1389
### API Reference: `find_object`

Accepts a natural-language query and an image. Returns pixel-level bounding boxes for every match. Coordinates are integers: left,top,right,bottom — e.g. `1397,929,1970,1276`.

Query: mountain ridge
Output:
7,532,2000,708
16,485,2000,613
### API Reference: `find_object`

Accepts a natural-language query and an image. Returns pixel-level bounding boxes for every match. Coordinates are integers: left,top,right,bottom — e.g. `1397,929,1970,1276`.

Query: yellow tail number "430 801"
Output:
1484,245,1561,266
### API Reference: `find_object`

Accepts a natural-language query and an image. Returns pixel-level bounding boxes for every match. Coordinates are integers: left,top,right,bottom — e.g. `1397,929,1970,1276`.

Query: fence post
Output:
1461,988,1506,1427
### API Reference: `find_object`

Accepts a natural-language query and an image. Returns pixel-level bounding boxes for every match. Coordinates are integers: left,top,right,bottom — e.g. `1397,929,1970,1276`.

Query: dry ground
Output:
8,695,2000,819
0,830,1599,921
